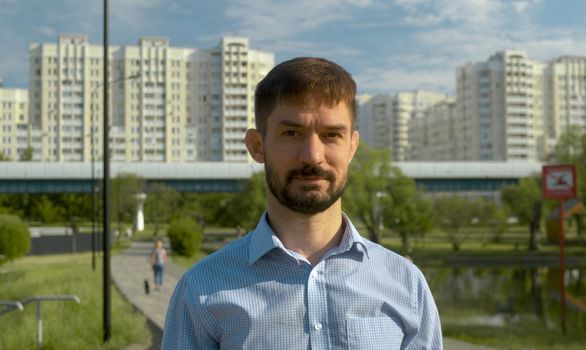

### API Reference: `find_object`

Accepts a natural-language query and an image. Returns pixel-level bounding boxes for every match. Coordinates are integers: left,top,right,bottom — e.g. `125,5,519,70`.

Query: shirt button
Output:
311,271,318,278
313,322,323,331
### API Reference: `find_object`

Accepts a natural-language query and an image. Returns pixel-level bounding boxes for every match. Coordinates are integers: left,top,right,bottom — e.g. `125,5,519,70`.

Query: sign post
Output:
542,164,576,335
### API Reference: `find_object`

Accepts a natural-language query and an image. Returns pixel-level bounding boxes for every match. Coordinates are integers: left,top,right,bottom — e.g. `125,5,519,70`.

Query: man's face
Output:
246,101,359,214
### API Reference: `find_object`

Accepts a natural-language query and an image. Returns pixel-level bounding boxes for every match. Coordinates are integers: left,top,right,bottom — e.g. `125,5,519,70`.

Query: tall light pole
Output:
102,0,111,342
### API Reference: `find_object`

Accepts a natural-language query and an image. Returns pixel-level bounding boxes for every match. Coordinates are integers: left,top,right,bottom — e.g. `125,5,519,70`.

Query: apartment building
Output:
408,98,457,161
543,56,586,153
454,50,546,161
28,34,274,162
358,91,449,161
0,84,28,160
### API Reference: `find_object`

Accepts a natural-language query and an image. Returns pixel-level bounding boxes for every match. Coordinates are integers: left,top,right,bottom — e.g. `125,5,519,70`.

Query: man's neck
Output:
266,197,345,266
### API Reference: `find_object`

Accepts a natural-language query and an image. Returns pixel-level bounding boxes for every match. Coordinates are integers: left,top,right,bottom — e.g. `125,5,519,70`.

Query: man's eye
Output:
325,132,341,139
282,130,299,137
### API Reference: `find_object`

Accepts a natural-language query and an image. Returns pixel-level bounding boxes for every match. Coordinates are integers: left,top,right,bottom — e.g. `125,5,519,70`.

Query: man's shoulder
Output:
359,237,425,280
183,234,251,281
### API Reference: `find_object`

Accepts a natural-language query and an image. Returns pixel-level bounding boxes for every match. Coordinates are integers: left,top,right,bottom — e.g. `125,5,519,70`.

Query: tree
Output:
145,182,180,236
167,217,202,257
384,172,434,253
343,144,393,243
223,172,266,231
501,177,542,251
433,196,476,251
31,195,62,223
0,151,11,161
19,146,33,161
0,214,30,264
178,192,234,227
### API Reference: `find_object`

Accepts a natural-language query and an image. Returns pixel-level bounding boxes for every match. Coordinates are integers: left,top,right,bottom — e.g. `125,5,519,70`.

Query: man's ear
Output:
245,129,265,163
349,130,359,163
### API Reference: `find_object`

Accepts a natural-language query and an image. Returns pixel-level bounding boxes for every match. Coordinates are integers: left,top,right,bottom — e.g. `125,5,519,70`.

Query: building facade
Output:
543,56,586,154
0,84,28,160
358,91,449,161
28,34,274,162
406,50,586,162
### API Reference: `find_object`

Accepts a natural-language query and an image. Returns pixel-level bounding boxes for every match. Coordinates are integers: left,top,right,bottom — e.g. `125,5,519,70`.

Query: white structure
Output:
0,85,28,160
134,192,147,232
358,91,449,161
28,34,274,162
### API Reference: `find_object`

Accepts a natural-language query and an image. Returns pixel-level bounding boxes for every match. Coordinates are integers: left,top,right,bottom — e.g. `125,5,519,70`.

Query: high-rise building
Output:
358,91,449,161
543,56,586,154
28,34,274,162
0,84,28,160
455,50,546,161
408,98,457,161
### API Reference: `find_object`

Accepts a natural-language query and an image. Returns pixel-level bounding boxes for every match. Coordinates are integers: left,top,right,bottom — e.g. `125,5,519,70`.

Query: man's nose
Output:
299,133,325,165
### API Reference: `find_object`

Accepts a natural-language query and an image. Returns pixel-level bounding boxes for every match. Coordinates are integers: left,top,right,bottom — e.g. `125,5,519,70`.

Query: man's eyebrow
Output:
277,120,348,132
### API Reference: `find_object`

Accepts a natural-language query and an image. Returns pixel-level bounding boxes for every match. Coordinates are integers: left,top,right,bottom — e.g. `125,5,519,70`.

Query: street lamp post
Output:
103,0,111,341
101,0,140,338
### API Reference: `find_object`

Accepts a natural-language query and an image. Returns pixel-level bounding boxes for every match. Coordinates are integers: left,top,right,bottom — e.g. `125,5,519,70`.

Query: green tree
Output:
0,151,11,161
19,146,34,161
501,177,542,251
178,192,233,227
488,207,509,243
0,214,31,264
31,195,62,223
223,172,266,231
343,144,393,243
145,182,181,236
433,196,476,251
167,217,202,257
384,173,434,253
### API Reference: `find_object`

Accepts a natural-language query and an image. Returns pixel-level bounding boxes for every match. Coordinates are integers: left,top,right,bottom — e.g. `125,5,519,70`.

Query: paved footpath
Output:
113,241,497,350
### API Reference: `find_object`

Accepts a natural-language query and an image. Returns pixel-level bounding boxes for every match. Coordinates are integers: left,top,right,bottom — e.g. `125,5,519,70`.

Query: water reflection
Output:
424,267,586,332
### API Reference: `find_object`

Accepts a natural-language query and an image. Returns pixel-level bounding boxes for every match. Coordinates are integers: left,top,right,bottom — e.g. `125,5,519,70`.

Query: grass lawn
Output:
442,311,586,350
0,253,149,350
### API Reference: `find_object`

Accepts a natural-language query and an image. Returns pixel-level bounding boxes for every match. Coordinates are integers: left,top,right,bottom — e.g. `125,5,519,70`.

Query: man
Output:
163,57,442,349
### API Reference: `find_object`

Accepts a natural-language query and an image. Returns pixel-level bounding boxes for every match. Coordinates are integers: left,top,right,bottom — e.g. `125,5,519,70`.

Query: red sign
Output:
542,165,577,199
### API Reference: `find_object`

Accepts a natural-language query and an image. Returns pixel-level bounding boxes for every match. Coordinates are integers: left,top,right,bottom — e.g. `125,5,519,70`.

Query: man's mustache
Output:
287,165,335,182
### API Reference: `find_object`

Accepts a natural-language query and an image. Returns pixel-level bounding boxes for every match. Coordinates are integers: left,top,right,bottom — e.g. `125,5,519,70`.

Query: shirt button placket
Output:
306,263,329,349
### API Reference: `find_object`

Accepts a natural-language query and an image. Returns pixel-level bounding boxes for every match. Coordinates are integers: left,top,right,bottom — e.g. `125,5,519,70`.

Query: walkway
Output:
112,241,496,350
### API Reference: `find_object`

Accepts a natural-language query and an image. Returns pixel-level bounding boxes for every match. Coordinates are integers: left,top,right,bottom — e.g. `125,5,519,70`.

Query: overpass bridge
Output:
0,161,543,197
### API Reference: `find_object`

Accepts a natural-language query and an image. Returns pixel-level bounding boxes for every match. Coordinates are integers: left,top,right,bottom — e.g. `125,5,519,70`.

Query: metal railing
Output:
0,294,80,350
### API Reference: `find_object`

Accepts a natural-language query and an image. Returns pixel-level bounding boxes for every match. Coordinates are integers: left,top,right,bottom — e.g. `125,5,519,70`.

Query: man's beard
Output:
265,163,346,214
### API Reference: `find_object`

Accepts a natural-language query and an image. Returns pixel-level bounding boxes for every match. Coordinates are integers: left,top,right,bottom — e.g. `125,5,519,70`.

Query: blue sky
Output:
1,0,586,94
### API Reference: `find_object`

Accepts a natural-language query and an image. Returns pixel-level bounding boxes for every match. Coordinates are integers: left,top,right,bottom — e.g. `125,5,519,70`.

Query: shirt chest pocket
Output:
346,317,404,350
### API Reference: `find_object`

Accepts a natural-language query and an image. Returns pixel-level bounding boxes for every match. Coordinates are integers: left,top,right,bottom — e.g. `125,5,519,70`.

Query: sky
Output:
1,0,586,94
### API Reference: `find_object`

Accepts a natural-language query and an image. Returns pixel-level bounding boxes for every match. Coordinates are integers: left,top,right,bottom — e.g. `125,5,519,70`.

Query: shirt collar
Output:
248,211,369,265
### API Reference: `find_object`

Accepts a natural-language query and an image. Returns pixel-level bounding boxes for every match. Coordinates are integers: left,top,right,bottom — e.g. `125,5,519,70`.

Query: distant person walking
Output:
150,240,168,289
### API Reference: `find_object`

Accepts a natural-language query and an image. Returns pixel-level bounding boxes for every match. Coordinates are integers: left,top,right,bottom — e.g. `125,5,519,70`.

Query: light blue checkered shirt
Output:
162,213,442,349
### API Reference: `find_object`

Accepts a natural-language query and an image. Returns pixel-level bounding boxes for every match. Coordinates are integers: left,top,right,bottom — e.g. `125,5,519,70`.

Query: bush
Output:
0,214,31,264
167,217,202,257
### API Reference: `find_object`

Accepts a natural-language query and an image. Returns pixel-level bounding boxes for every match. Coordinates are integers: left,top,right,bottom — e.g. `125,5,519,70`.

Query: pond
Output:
423,266,586,349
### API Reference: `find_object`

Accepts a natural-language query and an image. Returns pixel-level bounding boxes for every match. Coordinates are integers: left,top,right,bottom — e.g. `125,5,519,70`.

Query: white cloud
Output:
356,66,454,93
225,0,371,42
37,26,57,37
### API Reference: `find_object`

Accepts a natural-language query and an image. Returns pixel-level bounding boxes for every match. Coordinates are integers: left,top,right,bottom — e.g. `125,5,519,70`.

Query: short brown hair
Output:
254,57,357,135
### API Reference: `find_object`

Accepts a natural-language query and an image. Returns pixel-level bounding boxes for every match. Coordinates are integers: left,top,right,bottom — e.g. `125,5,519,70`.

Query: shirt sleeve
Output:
162,274,219,350
402,269,443,350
